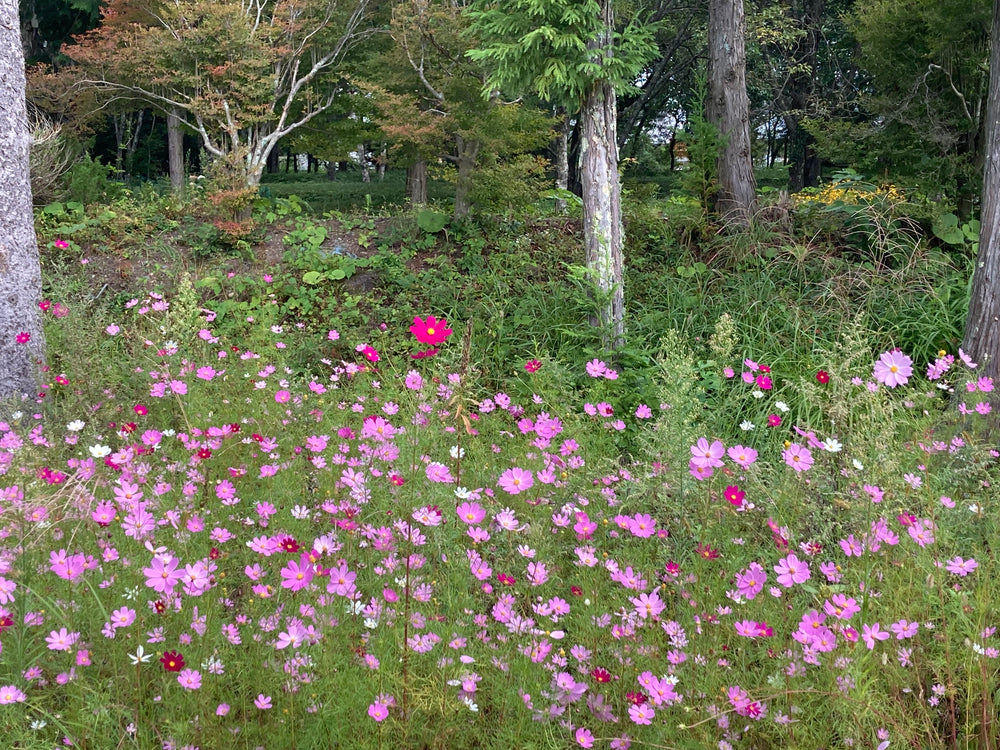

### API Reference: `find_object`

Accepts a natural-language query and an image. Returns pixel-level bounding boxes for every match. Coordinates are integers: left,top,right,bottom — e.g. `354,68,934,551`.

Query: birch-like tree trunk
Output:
579,0,625,349
167,107,185,193
708,0,757,225
0,0,45,401
963,0,1000,382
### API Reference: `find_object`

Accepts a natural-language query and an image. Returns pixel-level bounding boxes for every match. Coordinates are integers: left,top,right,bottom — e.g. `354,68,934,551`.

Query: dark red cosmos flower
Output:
160,650,185,671
209,547,221,560
591,667,612,683
497,573,516,586
816,370,830,384
626,691,648,705
280,537,300,553
228,423,241,434
524,359,542,373
197,448,212,460
153,600,166,614
570,585,583,596
410,348,439,360
696,543,720,560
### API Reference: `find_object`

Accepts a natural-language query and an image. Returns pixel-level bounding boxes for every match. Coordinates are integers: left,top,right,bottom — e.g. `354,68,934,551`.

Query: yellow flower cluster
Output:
794,180,905,207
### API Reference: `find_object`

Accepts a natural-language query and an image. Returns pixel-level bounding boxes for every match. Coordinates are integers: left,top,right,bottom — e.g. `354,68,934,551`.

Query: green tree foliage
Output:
66,0,378,187
372,0,554,216
835,0,991,210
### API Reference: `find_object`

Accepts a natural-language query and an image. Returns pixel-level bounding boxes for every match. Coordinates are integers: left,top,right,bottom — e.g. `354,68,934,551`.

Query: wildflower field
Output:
2,187,997,750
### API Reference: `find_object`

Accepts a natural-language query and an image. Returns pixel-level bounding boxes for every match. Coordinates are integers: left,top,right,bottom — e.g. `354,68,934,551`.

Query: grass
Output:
2,178,994,750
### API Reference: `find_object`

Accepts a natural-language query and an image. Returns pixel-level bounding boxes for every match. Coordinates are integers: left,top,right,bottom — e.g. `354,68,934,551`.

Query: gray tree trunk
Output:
359,143,370,183
579,0,625,350
708,0,757,226
555,107,569,211
963,0,1000,382
167,107,185,193
0,0,45,402
453,135,480,219
407,160,427,205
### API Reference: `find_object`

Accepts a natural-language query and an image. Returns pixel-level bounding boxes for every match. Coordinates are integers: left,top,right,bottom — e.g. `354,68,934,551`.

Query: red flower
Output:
279,537,300,553
153,600,166,614
570,585,583,596
121,422,137,433
39,300,51,312
591,667,612,683
15,332,30,344
410,348,439,359
816,370,829,384
724,485,745,507
696,543,719,560
497,573,516,586
626,691,648,705
767,414,782,427
524,359,542,373
134,404,148,416
409,315,453,346
228,423,240,433
160,650,185,671
209,547,221,560
197,448,212,460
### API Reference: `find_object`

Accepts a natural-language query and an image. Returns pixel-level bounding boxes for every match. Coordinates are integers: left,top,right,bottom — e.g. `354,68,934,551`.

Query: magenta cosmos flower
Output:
410,315,453,346
498,467,534,494
873,349,913,388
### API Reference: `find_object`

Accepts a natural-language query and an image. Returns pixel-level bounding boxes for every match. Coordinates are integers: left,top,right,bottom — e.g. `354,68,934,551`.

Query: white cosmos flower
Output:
852,459,864,471
823,439,843,453
775,401,790,413
67,420,86,432
450,446,465,459
89,444,111,458
128,645,153,665
740,420,755,431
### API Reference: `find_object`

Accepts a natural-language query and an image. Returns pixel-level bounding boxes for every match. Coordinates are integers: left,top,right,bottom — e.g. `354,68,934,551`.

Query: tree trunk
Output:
378,146,387,180
580,2,625,350
555,107,570,211
0,0,45,400
782,0,824,192
326,161,338,180
453,135,480,219
407,160,427,205
963,0,1000,382
359,143,370,183
708,0,757,226
167,107,185,193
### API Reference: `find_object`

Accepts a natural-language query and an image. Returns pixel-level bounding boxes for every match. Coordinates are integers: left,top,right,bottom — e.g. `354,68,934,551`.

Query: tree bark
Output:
359,143,370,183
453,135,479,219
580,0,625,350
707,0,757,226
963,0,1000,382
167,107,185,193
554,107,570,211
0,0,45,401
407,159,427,205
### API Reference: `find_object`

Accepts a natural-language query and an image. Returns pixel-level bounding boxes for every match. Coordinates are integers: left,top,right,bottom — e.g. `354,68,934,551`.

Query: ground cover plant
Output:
2,182,997,750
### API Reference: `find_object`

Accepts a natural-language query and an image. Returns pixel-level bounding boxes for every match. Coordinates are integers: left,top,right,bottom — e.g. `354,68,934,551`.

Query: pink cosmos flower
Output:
368,701,389,721
727,444,758,468
735,562,766,599
628,702,655,725
946,556,978,576
144,556,181,595
586,359,608,377
575,727,595,748
255,693,272,709
456,502,486,524
783,443,813,472
498,467,534,495
690,437,725,468
774,554,811,587
0,685,26,704
873,349,913,388
177,669,202,690
280,556,315,591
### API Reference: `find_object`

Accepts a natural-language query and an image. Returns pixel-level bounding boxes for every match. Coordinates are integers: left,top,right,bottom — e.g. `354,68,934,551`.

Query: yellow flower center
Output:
427,328,435,335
